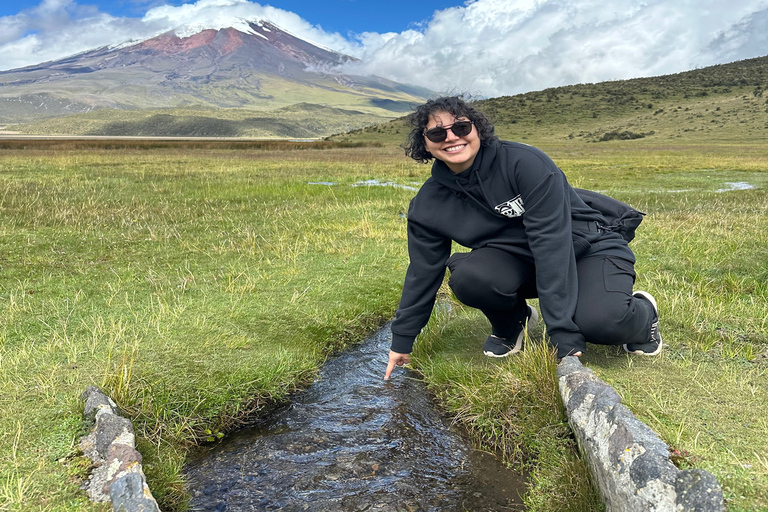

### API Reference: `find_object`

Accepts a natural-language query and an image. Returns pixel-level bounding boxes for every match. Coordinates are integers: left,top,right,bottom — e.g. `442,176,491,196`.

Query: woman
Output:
384,96,661,380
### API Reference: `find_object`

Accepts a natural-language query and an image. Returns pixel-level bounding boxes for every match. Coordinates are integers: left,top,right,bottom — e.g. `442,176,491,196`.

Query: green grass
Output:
413,299,603,512
0,142,417,510
1,138,766,512
556,142,768,512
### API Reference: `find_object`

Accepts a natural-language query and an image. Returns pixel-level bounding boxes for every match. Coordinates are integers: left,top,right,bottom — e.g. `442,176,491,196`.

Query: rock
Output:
79,386,161,510
676,469,727,511
80,413,135,462
110,473,161,512
82,386,119,423
557,356,725,512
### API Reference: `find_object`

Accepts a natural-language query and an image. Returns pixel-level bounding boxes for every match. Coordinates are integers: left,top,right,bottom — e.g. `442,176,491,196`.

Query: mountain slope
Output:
0,20,432,135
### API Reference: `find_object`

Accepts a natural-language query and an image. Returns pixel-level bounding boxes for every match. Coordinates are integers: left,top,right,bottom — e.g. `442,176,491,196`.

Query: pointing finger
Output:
384,358,396,380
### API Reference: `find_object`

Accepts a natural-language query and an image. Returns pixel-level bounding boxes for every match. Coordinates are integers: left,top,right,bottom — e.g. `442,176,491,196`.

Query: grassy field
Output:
0,142,416,510
1,137,766,511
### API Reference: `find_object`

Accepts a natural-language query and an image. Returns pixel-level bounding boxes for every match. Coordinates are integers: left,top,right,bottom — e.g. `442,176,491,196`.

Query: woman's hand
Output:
384,351,411,380
557,351,582,363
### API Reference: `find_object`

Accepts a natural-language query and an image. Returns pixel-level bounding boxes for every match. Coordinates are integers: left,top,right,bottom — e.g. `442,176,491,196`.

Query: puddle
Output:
184,326,527,511
715,182,755,192
308,180,420,191
351,179,419,191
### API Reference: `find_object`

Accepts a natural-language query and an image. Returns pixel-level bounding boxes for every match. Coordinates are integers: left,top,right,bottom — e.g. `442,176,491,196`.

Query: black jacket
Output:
390,139,632,357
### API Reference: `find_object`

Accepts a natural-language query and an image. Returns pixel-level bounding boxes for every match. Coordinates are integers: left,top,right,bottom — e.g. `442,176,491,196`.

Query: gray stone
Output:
676,469,727,511
557,355,725,512
82,436,145,502
110,473,161,512
79,387,161,511
80,413,135,461
82,386,119,423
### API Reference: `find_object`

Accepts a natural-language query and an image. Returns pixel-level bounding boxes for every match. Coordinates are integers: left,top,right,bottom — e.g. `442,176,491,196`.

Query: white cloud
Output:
342,0,768,97
1,0,767,98
0,0,162,68
699,6,768,64
140,0,358,52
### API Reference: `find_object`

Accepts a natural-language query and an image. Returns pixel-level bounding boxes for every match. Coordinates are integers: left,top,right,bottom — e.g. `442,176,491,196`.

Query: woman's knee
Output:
447,263,498,307
447,248,533,309
575,299,632,344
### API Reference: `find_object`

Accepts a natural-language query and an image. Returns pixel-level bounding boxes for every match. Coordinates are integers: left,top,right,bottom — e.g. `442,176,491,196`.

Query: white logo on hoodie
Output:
494,195,525,218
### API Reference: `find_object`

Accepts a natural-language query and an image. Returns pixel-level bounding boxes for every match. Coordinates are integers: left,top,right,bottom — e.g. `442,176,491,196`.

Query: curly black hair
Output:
403,96,498,163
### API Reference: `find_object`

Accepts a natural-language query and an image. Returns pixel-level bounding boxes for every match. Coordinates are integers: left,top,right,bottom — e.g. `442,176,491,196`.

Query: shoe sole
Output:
484,306,539,358
623,291,662,356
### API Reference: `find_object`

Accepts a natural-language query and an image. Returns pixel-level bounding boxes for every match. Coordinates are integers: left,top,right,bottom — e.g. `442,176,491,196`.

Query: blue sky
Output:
0,0,462,34
2,0,768,97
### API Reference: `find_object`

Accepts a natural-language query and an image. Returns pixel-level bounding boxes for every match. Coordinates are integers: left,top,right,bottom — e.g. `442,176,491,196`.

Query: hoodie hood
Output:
430,141,508,217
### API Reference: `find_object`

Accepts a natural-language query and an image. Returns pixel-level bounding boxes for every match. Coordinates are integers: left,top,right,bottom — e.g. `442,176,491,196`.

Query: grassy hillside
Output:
331,55,768,145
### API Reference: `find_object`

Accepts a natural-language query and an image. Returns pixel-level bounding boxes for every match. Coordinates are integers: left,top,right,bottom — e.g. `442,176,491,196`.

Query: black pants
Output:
446,247,653,348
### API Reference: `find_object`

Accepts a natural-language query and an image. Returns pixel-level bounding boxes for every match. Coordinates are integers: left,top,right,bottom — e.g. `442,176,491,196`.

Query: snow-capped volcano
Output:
0,19,431,133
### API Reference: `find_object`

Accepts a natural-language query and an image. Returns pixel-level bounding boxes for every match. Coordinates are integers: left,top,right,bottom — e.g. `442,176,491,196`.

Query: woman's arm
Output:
389,204,453,355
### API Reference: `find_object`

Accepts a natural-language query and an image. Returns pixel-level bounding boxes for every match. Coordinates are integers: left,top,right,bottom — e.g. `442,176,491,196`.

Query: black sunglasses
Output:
424,120,474,142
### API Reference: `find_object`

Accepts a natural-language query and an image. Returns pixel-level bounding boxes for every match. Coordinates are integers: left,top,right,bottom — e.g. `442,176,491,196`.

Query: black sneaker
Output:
483,305,539,358
623,291,662,356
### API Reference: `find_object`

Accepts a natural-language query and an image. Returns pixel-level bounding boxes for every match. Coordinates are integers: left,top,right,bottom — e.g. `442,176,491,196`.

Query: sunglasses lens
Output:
425,127,447,142
424,121,473,142
452,121,472,137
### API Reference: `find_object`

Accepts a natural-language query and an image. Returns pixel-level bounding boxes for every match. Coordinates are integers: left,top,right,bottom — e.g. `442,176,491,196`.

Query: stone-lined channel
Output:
184,325,527,511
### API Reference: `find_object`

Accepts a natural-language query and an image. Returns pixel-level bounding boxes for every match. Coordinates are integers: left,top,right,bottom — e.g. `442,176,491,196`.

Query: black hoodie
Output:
390,139,632,358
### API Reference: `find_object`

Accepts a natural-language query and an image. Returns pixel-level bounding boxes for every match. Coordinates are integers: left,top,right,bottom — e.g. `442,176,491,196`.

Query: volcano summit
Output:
0,20,431,137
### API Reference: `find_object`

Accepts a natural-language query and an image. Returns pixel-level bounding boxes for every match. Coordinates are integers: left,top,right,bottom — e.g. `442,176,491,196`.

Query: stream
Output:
184,325,527,511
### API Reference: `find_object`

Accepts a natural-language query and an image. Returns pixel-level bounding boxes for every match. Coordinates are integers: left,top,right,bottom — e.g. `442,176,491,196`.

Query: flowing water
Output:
185,325,527,511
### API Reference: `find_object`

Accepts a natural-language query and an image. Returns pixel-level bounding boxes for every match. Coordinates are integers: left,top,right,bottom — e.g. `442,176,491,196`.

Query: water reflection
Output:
185,325,526,511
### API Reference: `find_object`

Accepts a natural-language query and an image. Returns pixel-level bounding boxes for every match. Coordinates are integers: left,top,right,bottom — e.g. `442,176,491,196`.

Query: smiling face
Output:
424,110,481,174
